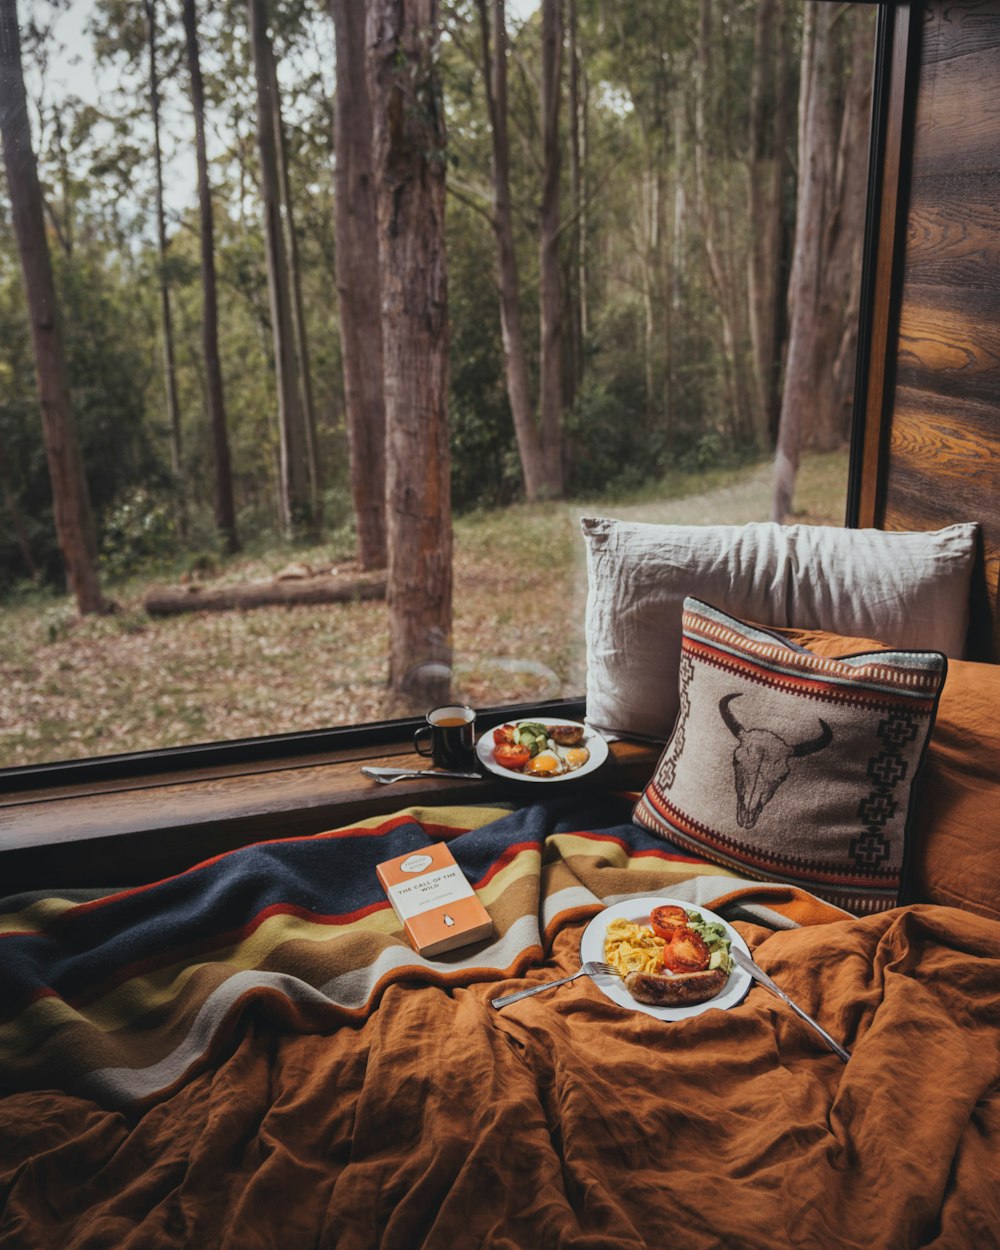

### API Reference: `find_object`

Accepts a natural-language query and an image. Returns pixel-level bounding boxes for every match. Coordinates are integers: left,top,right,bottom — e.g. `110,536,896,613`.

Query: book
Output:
376,842,494,957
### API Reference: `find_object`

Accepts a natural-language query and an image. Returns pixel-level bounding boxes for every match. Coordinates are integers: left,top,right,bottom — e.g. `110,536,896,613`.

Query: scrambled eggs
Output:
603,918,666,976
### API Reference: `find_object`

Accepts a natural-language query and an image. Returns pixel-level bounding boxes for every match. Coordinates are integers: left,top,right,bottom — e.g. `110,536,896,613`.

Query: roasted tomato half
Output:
494,741,531,771
660,926,710,973
492,724,516,745
649,905,689,940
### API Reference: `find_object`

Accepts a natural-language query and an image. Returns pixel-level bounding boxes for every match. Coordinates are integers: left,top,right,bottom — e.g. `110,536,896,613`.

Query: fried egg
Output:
558,745,590,771
526,749,566,776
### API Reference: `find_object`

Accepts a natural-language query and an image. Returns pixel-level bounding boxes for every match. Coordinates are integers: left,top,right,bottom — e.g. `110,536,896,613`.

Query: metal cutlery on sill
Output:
491,961,618,1009
731,947,851,1063
361,765,483,785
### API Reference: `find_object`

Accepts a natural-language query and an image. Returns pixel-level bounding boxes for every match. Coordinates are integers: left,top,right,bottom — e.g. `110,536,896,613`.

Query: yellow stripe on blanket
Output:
549,831,743,877
326,804,515,835
0,844,543,1058
0,895,89,935
0,908,397,1059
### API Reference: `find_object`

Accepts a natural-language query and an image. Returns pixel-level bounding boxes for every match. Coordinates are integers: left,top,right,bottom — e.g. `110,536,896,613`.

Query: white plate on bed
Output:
580,896,752,1021
475,717,609,783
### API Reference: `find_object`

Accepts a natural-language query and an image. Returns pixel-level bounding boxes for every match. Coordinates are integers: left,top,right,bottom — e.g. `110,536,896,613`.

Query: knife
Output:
731,947,851,1063
361,765,483,782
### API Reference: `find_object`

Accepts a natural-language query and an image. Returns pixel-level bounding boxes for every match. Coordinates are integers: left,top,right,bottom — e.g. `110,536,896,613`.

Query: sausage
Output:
624,965,728,1007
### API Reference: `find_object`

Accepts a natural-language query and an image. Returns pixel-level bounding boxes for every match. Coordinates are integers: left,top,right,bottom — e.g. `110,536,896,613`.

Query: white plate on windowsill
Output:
475,717,609,783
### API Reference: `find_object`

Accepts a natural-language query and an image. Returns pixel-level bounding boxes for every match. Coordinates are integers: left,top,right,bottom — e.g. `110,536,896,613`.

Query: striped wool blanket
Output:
0,796,843,1109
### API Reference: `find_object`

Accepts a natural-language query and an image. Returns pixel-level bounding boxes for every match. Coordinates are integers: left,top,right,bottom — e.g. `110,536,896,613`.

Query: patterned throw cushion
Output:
633,599,948,915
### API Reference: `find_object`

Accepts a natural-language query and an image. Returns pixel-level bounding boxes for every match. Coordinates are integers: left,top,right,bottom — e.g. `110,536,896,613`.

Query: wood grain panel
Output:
918,0,1000,64
878,0,1000,659
896,290,1000,399
879,399,999,658
911,10,1000,175
882,401,1000,546
905,183,1000,286
886,393,1000,482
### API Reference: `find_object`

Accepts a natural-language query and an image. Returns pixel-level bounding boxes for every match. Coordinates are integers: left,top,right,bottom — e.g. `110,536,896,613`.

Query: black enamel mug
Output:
414,705,477,769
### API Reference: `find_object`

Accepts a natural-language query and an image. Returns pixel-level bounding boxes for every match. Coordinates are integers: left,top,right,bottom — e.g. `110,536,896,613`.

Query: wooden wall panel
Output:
877,0,1000,659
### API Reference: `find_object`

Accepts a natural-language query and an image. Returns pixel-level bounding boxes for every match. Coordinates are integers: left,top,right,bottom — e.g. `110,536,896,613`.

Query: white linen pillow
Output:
581,517,978,741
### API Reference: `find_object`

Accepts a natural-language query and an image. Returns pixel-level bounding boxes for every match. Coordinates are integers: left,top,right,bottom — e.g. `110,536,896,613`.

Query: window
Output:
0,0,879,786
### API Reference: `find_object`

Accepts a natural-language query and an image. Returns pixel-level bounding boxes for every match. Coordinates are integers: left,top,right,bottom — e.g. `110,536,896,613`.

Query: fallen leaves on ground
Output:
0,453,846,769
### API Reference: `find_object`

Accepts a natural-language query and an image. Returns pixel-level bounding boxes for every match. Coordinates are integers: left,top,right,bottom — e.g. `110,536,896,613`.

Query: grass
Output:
0,449,849,768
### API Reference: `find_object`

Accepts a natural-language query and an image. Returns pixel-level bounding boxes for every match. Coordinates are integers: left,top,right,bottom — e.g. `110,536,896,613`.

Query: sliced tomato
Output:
660,926,710,973
494,741,531,771
492,724,516,745
649,905,689,940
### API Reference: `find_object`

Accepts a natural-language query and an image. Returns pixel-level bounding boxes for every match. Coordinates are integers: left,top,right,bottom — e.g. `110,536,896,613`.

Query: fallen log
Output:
145,573,387,617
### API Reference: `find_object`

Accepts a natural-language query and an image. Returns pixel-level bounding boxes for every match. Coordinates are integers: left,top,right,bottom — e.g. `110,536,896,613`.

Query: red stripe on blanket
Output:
55,813,478,923
557,828,713,865
31,838,545,1018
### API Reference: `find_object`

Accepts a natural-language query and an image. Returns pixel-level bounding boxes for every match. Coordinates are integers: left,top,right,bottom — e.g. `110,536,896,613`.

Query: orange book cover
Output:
375,842,493,957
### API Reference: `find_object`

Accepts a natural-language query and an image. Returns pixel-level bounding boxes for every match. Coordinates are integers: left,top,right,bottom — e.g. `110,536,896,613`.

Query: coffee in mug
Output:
414,705,476,769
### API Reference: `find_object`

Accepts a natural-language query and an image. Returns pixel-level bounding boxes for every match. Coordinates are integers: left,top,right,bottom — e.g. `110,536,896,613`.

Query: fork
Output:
490,961,618,1009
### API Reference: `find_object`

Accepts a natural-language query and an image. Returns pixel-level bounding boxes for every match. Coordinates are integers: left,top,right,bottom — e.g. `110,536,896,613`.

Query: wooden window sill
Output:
0,737,659,893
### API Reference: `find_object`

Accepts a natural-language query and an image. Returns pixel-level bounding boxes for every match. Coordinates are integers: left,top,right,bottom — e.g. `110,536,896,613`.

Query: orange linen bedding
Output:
1,801,998,1249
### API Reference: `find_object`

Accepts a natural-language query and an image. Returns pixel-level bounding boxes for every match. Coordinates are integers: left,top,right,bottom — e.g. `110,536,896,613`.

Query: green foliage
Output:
0,0,851,616
564,374,659,497
0,236,55,593
56,250,164,501
677,431,728,474
446,200,522,512
41,602,77,646
99,487,176,581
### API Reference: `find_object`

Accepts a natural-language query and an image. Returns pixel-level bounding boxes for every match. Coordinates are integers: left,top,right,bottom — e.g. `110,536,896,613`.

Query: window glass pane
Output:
0,0,876,769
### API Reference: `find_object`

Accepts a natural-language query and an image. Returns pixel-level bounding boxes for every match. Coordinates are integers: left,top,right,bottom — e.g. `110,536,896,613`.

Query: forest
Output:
0,0,875,750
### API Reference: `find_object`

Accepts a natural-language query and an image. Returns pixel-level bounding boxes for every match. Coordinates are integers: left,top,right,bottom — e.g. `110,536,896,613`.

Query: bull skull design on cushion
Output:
633,598,947,915
718,693,833,828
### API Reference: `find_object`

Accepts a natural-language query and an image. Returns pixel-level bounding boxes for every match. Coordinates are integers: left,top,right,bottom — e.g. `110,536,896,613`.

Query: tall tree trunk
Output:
566,0,583,404
666,81,687,430
144,0,184,525
476,0,546,502
772,2,873,520
772,2,828,521
248,0,311,537
367,0,452,713
182,0,239,554
0,0,105,614
538,0,564,497
267,36,321,527
634,151,660,415
671,83,687,302
695,0,752,444
330,0,387,570
747,0,789,452
52,110,73,259
577,49,589,347
813,7,873,449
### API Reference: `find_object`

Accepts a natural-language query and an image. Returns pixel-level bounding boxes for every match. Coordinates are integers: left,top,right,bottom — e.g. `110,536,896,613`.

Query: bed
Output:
2,520,1000,1249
